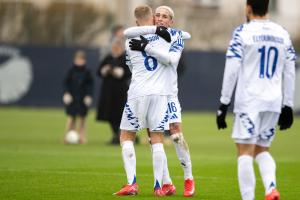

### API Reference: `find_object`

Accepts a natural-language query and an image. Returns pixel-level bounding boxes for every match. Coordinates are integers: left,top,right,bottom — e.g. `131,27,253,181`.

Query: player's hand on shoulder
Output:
278,106,293,130
129,35,148,51
155,26,171,42
216,103,229,130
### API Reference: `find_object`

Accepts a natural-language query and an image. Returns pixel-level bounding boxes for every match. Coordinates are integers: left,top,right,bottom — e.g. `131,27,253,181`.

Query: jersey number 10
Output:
258,46,278,79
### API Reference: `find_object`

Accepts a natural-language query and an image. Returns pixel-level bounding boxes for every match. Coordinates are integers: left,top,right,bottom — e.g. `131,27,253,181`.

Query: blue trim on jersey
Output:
169,38,184,52
170,28,177,36
227,33,243,59
170,113,178,120
287,45,297,61
124,103,140,129
235,24,244,32
125,52,132,67
227,24,244,59
169,28,183,37
145,35,159,42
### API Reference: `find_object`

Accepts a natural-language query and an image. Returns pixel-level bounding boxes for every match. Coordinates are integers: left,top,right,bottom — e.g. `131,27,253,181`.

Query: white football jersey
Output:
125,29,184,100
221,20,296,113
124,27,187,96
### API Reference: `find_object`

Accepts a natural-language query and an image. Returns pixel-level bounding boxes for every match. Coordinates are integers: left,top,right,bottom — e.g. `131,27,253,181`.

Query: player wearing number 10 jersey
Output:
216,0,296,200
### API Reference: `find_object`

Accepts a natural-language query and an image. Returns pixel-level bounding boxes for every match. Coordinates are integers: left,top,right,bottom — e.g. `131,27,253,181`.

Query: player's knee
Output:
150,132,164,144
171,132,184,143
120,130,135,143
254,146,269,157
170,133,180,142
169,123,181,134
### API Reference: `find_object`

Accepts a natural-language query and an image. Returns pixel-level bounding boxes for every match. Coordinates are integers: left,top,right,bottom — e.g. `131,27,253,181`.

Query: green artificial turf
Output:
0,107,299,199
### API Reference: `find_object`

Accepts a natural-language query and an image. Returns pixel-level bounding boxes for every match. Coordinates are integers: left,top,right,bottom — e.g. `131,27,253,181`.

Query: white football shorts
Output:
232,112,280,147
120,95,168,132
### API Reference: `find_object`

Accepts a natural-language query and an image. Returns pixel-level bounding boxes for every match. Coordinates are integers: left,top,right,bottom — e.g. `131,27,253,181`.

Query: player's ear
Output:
246,5,252,18
169,19,174,26
136,20,139,26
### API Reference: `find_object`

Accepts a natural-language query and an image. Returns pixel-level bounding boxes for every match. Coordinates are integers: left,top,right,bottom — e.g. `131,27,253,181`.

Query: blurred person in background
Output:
99,25,125,62
96,38,131,145
63,50,94,144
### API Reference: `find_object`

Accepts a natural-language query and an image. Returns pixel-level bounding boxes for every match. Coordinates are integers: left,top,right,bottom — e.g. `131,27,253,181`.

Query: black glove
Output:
155,26,171,42
216,103,229,130
129,35,148,51
278,106,293,130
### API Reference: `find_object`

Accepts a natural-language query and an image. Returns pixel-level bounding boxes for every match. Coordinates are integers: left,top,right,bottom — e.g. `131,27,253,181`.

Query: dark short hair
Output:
247,0,269,16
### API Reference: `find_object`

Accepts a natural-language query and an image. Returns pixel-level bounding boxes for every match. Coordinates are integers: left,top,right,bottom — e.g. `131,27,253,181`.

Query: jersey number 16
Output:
258,46,278,79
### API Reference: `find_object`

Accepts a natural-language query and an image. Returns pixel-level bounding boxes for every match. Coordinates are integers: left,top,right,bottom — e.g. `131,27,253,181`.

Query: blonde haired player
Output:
123,5,195,197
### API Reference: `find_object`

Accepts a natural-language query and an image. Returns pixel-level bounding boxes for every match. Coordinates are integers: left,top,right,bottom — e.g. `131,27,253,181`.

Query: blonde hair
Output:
134,5,153,20
155,5,174,19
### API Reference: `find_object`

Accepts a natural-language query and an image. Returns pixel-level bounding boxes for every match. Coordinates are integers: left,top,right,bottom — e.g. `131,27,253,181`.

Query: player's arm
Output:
125,53,133,72
220,60,241,105
217,28,243,129
124,26,156,38
125,40,133,72
282,41,296,108
124,26,191,40
145,35,184,67
182,31,191,40
220,31,243,105
278,38,296,130
129,34,184,67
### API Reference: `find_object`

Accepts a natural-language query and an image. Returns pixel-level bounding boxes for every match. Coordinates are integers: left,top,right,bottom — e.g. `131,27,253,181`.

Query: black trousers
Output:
109,120,120,139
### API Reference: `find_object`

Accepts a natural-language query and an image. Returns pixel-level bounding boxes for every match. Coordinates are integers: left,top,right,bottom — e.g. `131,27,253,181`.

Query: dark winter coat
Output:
64,65,94,117
96,53,131,122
